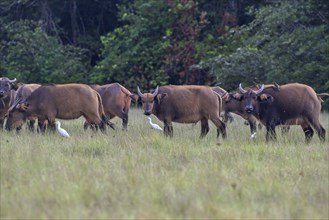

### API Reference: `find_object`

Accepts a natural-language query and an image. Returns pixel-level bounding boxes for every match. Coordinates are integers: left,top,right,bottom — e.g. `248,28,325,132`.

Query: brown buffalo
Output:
225,84,329,138
0,77,17,129
137,85,226,139
236,83,326,142
10,83,42,131
223,84,280,137
87,83,137,130
5,84,114,132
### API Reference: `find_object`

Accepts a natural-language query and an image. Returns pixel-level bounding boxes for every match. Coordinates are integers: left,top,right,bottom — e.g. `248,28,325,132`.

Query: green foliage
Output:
1,0,328,108
203,0,329,108
164,0,208,85
0,20,90,83
91,0,171,90
92,0,214,89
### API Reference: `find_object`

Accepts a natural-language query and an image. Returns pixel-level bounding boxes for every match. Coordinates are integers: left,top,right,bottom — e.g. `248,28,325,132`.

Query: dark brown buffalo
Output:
0,77,17,129
225,84,329,138
137,85,226,139
5,84,113,132
87,83,137,130
223,84,280,137
237,83,326,142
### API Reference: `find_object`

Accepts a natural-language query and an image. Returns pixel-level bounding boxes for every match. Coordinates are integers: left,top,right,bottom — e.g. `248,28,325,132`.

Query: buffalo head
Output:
0,77,17,98
223,92,243,111
137,86,167,116
5,100,29,130
237,83,274,114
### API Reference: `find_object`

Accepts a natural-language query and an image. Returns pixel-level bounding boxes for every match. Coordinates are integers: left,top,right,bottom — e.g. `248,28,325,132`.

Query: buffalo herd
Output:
0,77,328,143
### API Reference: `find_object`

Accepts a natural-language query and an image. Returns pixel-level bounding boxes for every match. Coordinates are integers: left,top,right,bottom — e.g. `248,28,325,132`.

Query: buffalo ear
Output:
232,92,243,101
130,93,139,103
258,94,274,103
156,93,167,104
12,83,20,91
19,103,29,111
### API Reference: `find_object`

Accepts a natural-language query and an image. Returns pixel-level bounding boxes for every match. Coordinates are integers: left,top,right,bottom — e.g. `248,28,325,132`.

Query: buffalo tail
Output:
102,114,115,130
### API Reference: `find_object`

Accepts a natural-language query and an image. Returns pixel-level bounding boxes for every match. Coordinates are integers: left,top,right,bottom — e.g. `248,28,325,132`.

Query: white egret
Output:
147,117,163,131
54,121,70,138
250,132,256,139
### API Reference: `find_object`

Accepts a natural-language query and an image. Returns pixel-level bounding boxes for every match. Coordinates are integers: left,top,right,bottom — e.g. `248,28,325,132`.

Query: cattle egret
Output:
147,117,163,131
250,132,256,139
54,121,70,138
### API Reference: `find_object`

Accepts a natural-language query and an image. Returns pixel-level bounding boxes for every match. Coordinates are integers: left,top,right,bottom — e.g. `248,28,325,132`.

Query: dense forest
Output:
0,0,328,108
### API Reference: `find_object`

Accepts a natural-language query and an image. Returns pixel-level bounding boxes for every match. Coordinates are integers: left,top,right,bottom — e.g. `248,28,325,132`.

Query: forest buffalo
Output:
223,84,280,138
225,84,329,139
87,83,137,130
237,83,326,142
5,84,114,132
137,85,226,139
0,77,17,129
13,83,42,131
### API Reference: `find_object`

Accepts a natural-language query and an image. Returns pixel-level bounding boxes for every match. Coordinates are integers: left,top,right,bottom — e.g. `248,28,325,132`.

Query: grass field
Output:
1,108,328,219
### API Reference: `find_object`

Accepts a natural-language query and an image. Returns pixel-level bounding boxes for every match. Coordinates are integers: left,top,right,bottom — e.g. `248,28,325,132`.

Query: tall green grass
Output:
1,109,328,219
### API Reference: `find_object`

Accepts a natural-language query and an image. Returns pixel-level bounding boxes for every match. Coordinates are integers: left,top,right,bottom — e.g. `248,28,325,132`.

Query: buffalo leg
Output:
249,120,257,135
48,122,56,132
92,123,99,132
98,121,106,132
164,120,173,137
299,120,314,143
318,126,326,142
266,124,277,142
168,125,173,137
210,117,226,139
314,124,325,142
313,124,326,142
27,120,36,132
303,127,314,143
83,121,90,130
222,112,233,123
37,120,47,133
305,114,325,142
247,115,259,136
0,118,4,130
84,113,105,133
200,119,210,138
164,124,169,136
15,126,22,134
122,113,128,131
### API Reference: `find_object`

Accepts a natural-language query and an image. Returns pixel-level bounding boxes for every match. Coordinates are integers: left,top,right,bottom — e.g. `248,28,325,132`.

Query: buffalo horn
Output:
254,84,264,94
137,86,144,98
151,86,159,97
239,83,247,94
9,78,17,84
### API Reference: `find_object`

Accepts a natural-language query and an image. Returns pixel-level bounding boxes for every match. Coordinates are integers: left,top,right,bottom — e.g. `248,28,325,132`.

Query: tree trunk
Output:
70,0,79,44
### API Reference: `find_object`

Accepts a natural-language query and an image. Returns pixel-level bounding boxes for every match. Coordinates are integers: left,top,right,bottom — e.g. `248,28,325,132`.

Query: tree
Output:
164,0,207,85
91,0,171,90
0,0,124,66
0,20,90,83
202,0,329,108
